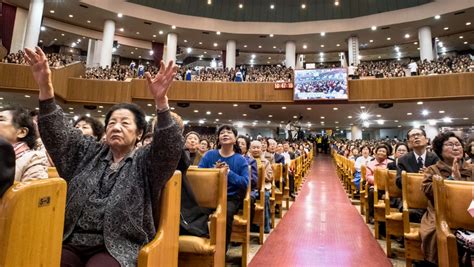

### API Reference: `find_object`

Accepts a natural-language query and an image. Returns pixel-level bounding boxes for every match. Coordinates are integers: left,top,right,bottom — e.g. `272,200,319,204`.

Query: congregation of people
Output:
2,50,74,67
333,129,474,266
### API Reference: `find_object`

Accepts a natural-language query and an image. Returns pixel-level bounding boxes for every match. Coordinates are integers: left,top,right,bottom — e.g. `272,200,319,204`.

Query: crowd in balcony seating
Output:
356,55,474,78
1,50,74,67
176,65,294,82
82,62,161,81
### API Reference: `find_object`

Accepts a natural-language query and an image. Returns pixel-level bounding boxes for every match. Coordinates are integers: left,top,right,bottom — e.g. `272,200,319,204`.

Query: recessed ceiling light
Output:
216,31,221,35
213,43,218,47
464,41,468,44
135,47,138,50
398,125,402,128
371,25,377,31
463,117,469,120
422,110,430,116
320,44,325,48
87,20,91,23
334,1,339,6
147,103,152,107
301,4,306,9
320,116,325,119
49,10,55,13
414,41,418,45
442,117,452,123
336,44,340,47
152,34,156,38
171,25,176,29
54,38,57,41
243,45,248,48
394,120,399,122
268,115,273,117
136,32,140,35
407,112,413,115
258,45,262,48
376,114,381,118
347,116,352,119
466,22,472,26
282,106,287,109
24,95,30,98
306,107,312,110
443,27,449,30
335,121,339,124
439,110,445,113
238,3,243,8
387,37,391,40
360,106,365,109
273,46,277,49
269,34,274,37
293,116,298,119
459,36,464,39
61,33,65,36
206,111,211,115
117,13,123,18
119,28,124,32
434,15,441,19
233,104,238,107
417,101,423,105
159,30,164,35
194,110,199,113
333,107,338,110
302,45,307,49
404,34,410,38
68,14,74,18
369,39,374,43
40,26,46,31
130,51,134,54
270,4,275,9
320,32,326,36
243,113,247,116
199,42,203,45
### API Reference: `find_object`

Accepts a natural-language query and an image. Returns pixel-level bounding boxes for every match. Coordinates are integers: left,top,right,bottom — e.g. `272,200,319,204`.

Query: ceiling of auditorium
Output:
126,0,432,22
0,91,472,131
5,0,474,63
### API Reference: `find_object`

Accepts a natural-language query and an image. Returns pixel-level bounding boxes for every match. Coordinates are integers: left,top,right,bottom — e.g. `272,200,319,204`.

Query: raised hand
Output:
144,60,178,110
24,47,54,100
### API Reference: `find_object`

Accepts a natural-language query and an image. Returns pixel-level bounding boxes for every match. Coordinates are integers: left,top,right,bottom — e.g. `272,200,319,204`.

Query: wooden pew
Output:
384,170,403,257
402,172,428,267
271,163,284,225
48,167,59,178
230,166,251,267
373,168,388,239
138,171,182,267
178,168,227,267
252,165,266,245
433,177,474,267
0,178,67,267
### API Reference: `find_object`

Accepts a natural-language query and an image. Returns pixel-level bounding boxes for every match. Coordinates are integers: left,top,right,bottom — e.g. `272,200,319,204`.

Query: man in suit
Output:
267,138,285,166
0,137,15,197
396,128,439,223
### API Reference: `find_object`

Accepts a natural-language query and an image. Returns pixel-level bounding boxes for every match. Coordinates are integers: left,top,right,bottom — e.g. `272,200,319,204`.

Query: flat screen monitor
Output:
293,68,348,100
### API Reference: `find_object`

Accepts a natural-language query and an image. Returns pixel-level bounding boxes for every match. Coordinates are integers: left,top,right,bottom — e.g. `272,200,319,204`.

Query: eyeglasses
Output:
443,142,462,148
408,132,424,139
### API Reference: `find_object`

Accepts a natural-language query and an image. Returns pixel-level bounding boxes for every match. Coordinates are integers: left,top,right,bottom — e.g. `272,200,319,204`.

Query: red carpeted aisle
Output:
249,154,391,267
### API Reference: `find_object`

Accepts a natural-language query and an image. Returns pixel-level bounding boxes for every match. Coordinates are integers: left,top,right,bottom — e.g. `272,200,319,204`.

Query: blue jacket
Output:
198,150,249,198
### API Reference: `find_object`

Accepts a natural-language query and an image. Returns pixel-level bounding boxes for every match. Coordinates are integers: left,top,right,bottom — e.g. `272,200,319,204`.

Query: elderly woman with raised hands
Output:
24,47,184,267
420,131,473,266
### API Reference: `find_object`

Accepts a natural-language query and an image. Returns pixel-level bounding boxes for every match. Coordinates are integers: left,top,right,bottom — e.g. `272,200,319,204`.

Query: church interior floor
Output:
226,154,407,266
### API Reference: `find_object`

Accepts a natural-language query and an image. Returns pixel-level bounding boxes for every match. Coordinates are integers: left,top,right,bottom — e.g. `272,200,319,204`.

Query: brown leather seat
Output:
401,171,428,267
0,178,67,267
433,177,474,267
178,168,227,267
138,171,182,267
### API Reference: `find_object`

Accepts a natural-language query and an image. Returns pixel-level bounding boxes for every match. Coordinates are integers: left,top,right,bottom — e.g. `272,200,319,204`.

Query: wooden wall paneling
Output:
51,62,85,99
66,78,132,104
0,63,39,91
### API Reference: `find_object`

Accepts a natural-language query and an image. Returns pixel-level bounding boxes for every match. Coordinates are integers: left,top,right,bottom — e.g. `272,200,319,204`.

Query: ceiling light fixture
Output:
466,22,471,26
303,45,307,49
434,15,441,19
443,27,449,30
216,31,221,35
238,3,243,8
117,13,123,18
270,4,275,9
68,14,74,18
387,37,391,40
119,28,124,32
371,25,377,31
404,34,410,38
320,32,326,36
301,4,306,9
87,20,91,23
171,25,176,29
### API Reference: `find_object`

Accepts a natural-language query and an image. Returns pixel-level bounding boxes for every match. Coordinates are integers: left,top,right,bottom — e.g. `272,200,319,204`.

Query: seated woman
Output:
185,131,201,165
0,106,48,181
73,115,105,141
353,145,373,191
198,125,249,250
24,47,183,267
420,132,473,265
387,142,409,170
237,135,258,190
198,139,210,155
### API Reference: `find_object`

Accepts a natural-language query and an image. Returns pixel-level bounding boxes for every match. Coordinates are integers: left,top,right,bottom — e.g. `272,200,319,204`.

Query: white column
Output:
418,26,434,61
296,54,304,69
285,41,296,69
351,125,362,140
166,33,178,63
347,36,360,66
423,125,438,141
24,0,44,49
86,39,102,68
225,40,236,70
99,20,115,68
10,8,28,53
339,52,347,68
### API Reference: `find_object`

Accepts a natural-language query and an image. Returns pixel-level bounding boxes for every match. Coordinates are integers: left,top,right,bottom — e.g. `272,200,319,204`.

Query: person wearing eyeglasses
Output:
419,131,473,266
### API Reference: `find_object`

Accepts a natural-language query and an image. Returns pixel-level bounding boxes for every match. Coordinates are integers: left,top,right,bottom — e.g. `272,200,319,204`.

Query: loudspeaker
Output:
249,104,261,109
84,105,97,110
236,49,240,57
378,103,393,109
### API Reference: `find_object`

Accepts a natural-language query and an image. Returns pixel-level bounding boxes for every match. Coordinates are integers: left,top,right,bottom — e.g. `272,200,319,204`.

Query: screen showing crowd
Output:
293,68,348,100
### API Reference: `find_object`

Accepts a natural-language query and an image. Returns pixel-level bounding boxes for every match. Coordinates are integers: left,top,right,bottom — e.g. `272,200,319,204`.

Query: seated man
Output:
0,106,48,181
249,140,273,233
0,137,15,197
